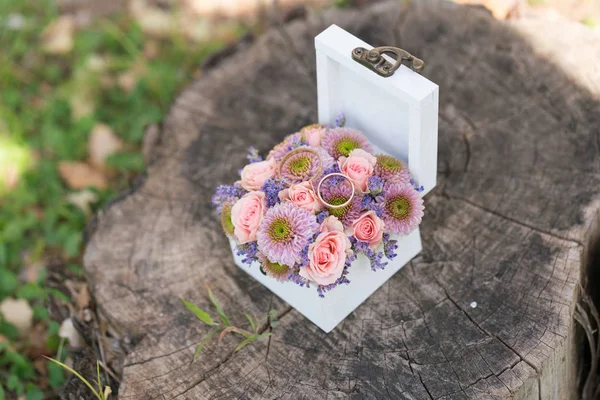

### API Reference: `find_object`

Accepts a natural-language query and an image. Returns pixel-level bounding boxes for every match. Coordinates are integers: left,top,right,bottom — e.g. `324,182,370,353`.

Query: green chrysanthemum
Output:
220,204,235,236
259,255,291,282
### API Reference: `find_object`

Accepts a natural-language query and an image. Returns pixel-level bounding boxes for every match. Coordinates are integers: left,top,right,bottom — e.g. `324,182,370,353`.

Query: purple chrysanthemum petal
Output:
321,128,373,159
257,202,319,266
379,183,424,235
319,179,363,228
374,154,410,184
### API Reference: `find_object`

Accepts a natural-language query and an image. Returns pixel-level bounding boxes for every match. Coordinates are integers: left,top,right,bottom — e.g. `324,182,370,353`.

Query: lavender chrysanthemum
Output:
374,154,410,184
379,183,424,235
257,202,319,266
267,133,305,163
321,128,372,159
319,180,363,228
279,146,333,185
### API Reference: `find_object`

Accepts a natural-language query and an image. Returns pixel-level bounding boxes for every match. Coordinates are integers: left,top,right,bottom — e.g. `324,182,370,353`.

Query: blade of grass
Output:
207,286,230,327
244,313,256,332
44,356,103,400
96,361,102,395
180,299,218,326
234,333,272,352
193,329,216,361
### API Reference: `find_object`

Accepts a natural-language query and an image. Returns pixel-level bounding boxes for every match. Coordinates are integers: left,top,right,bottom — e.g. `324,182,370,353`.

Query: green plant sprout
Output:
43,357,111,400
181,286,278,360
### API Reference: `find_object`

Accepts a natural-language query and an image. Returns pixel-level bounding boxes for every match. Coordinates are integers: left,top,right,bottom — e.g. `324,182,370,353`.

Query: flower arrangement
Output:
213,119,425,297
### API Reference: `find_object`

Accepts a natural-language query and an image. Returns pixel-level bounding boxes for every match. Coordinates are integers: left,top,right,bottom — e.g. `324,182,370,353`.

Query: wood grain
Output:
83,1,600,398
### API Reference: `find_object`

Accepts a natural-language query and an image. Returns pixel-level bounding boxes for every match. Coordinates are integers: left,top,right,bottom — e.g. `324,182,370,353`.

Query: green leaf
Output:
48,360,65,389
0,268,19,296
44,357,103,400
180,299,217,326
208,287,230,327
0,382,5,400
234,333,272,352
268,309,279,329
6,374,22,394
0,321,19,340
25,385,44,400
193,329,216,360
244,313,256,332
105,151,144,172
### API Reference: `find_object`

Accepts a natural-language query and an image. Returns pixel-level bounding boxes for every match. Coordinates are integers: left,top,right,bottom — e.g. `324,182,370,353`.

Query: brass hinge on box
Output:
352,46,425,77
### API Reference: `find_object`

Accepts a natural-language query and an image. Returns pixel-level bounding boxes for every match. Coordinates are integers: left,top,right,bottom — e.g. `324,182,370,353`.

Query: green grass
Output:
0,0,237,396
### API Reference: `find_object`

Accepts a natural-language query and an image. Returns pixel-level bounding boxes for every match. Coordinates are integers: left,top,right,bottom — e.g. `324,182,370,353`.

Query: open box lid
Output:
315,25,438,195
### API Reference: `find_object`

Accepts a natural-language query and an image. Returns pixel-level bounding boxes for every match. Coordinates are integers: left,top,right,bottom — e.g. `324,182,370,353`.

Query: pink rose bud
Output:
239,159,277,191
319,215,344,233
352,210,385,249
338,149,376,192
230,191,266,243
300,230,352,286
301,125,327,147
278,181,322,213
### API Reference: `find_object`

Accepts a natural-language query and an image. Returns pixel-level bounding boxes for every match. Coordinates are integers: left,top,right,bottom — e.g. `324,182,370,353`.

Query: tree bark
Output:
83,1,600,398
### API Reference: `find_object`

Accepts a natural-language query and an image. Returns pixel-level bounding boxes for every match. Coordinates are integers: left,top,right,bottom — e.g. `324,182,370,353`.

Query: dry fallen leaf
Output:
0,298,33,335
75,284,91,310
66,189,99,216
88,123,124,170
58,161,107,189
130,0,174,37
41,16,75,54
58,318,84,349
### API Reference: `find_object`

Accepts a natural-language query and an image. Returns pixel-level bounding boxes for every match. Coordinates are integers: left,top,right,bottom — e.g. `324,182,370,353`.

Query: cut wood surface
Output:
83,1,600,399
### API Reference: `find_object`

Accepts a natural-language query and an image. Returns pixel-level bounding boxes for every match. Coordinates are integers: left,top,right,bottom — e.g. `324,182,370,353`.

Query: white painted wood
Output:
230,230,421,333
315,24,438,195
230,25,438,333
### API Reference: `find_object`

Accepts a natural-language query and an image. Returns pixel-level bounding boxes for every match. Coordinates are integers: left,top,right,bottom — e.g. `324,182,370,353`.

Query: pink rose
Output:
352,211,384,249
230,191,266,243
338,149,376,192
278,181,322,212
239,159,277,191
320,215,344,233
302,125,327,147
300,230,352,285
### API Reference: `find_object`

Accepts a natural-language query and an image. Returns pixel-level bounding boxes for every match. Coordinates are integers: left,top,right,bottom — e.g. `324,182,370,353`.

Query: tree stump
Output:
83,1,600,399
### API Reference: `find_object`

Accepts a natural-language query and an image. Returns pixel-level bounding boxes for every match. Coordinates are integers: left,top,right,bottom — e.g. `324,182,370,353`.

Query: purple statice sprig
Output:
287,269,311,288
328,113,346,128
246,146,262,163
316,211,329,224
236,242,259,266
212,183,247,213
410,177,425,193
367,176,384,196
361,194,385,218
350,237,389,272
383,233,398,260
260,178,286,208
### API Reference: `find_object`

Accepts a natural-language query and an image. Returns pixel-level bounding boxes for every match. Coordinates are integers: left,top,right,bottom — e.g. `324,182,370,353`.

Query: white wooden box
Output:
230,25,438,333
